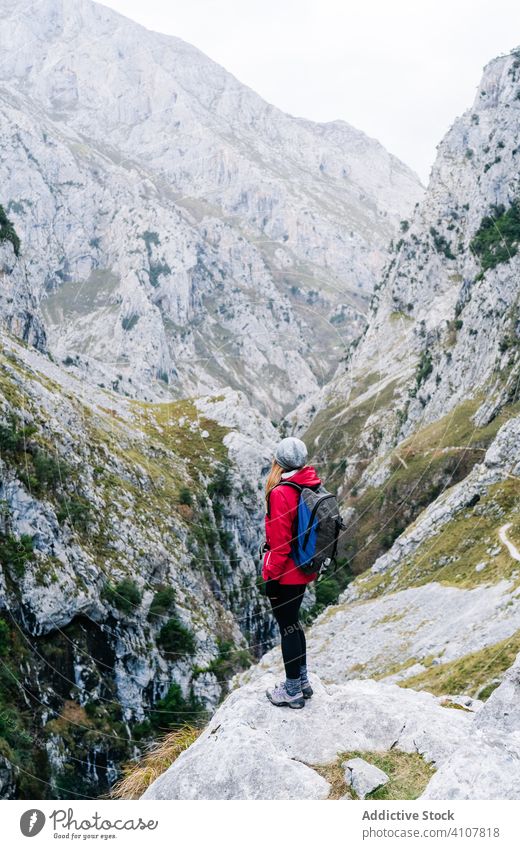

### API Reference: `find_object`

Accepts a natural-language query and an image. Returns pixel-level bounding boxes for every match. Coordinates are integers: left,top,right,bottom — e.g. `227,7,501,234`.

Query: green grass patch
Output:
399,630,520,698
178,486,193,506
347,570,392,602
129,398,230,475
0,532,34,578
55,495,91,531
148,586,176,618
389,311,413,323
345,396,520,578
393,478,520,592
373,656,419,680
315,750,435,800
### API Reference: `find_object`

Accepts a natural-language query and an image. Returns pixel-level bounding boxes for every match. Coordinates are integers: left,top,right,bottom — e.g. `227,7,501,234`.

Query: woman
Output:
262,436,320,709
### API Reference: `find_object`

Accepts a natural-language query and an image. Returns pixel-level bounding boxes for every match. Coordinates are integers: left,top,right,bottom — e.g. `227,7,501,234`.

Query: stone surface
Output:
243,578,520,688
143,673,473,800
142,723,330,801
343,757,389,798
421,652,520,799
0,0,422,418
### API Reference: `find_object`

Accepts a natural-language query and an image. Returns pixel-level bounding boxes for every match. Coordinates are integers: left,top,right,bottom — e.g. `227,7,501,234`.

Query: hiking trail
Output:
498,523,520,562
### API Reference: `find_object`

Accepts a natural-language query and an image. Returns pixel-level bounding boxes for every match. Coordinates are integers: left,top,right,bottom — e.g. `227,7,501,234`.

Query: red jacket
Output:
262,465,321,585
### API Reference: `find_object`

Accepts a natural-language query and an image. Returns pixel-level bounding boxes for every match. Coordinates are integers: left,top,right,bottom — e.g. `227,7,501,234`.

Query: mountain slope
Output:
141,408,520,801
132,46,520,803
0,315,280,798
0,0,422,416
291,46,520,584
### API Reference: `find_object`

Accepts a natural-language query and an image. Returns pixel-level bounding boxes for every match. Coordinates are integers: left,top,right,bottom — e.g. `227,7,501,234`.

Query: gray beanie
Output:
274,436,308,471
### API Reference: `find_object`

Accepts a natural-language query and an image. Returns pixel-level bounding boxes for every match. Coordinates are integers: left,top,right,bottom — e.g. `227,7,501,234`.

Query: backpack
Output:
267,481,345,577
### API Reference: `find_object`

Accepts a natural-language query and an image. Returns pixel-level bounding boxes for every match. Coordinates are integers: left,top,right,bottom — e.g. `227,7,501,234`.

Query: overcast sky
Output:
101,0,520,184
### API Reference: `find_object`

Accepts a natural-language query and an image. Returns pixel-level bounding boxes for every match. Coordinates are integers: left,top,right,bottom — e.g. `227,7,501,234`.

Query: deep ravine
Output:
1,0,520,805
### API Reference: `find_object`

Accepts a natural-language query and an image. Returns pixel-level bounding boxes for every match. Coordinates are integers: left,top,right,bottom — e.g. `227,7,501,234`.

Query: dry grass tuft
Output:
111,725,201,799
313,760,354,799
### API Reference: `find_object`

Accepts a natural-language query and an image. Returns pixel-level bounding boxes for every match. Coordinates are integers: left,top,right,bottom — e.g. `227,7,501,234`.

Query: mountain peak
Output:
0,0,421,414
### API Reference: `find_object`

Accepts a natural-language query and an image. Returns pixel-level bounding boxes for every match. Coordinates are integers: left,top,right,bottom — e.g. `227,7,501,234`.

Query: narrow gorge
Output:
0,0,519,802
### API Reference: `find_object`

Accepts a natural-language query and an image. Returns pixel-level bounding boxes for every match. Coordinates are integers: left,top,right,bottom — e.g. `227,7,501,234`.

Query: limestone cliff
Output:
0,0,421,418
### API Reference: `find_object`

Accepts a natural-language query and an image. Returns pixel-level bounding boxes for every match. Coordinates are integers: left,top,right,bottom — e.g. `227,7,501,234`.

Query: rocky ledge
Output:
141,651,520,800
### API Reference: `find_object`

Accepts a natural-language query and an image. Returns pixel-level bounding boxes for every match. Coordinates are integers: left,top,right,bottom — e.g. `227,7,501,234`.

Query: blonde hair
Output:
265,459,284,511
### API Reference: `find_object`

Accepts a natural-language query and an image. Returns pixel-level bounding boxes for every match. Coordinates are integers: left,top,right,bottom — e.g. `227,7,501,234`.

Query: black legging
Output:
269,583,307,680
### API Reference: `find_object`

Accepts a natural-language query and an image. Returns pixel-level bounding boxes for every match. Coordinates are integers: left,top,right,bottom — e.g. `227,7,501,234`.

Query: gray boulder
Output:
141,723,330,801
344,757,389,798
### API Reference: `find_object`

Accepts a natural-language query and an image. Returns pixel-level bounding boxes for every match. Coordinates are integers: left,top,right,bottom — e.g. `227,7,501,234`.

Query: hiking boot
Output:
302,683,313,700
266,682,305,709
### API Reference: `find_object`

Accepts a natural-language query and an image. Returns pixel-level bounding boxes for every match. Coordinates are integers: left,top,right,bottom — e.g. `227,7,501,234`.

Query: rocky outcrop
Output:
344,758,389,798
421,652,520,799
142,674,473,800
0,239,46,350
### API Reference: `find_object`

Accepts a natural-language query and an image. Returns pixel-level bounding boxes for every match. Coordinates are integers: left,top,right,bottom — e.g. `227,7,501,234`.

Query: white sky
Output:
100,0,520,183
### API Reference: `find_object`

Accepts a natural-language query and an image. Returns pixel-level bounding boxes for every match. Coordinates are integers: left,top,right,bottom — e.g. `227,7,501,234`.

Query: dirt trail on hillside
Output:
499,523,520,561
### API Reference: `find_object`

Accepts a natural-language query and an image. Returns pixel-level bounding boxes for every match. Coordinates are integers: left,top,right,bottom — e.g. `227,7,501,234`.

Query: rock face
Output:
421,652,520,799
142,627,520,801
294,45,520,439
0,328,279,798
142,674,473,800
0,0,422,418
285,46,520,588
